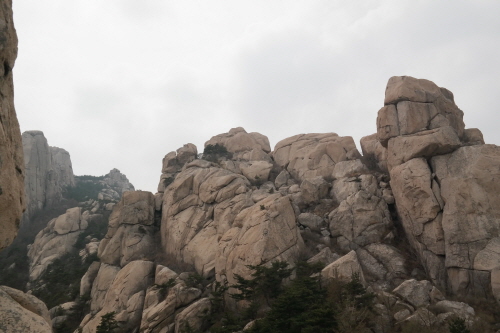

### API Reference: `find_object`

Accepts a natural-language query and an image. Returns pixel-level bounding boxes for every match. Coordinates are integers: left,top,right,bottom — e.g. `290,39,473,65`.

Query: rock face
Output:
0,0,24,251
98,191,156,267
98,168,135,200
21,131,75,225
366,76,500,300
273,133,361,182
27,207,87,281
0,286,52,333
73,77,500,332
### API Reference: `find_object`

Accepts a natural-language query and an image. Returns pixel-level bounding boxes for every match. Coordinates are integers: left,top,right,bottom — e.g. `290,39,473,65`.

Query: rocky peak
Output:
98,168,134,200
366,76,500,300
21,130,75,225
204,126,271,161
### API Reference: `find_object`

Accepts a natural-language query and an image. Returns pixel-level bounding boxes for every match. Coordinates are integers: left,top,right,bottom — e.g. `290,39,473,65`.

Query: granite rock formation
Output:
0,0,24,251
370,76,500,300
21,130,75,226
10,76,496,332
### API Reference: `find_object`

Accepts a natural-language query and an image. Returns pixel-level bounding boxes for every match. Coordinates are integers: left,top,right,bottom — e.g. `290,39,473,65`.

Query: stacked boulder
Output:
79,191,157,332
28,207,89,282
366,76,500,300
205,127,273,185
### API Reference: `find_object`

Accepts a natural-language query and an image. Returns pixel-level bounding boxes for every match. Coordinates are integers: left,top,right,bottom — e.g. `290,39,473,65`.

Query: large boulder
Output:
380,76,500,299
157,143,198,193
377,76,465,173
204,127,271,162
140,276,202,333
0,286,52,333
80,260,154,333
174,298,212,333
216,194,304,287
272,133,361,182
392,279,433,308
432,145,500,298
329,189,391,252
98,191,156,267
321,250,366,284
387,126,461,170
27,207,88,281
0,0,25,251
161,162,254,277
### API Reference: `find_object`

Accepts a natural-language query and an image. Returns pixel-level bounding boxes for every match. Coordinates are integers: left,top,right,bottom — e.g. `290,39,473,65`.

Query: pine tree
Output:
96,311,119,333
448,317,471,333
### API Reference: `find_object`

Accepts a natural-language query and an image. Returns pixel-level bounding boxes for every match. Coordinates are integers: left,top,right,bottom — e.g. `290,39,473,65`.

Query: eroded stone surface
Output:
0,0,24,251
272,133,361,182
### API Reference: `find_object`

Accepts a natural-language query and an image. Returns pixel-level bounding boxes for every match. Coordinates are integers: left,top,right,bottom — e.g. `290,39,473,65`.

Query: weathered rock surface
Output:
27,207,88,281
321,250,366,284
157,143,198,193
98,191,156,267
272,133,361,182
0,0,24,251
21,131,75,226
205,127,271,162
174,297,211,333
97,168,134,200
0,286,52,333
216,194,304,286
140,272,202,333
379,76,500,300
360,133,388,173
161,162,255,277
80,260,154,333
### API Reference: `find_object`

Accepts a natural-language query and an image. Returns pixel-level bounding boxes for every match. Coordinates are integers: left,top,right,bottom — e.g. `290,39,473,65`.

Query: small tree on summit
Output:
202,144,232,162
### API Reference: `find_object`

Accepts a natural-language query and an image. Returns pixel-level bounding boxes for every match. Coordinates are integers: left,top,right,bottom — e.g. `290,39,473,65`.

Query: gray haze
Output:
13,0,500,191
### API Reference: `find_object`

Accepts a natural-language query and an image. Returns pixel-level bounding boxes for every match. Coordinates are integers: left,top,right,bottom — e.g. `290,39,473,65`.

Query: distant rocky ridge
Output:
21,130,75,226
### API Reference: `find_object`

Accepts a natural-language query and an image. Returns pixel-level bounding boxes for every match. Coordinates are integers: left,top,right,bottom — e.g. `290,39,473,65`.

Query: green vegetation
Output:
203,260,379,333
202,144,232,163
247,261,336,333
75,216,108,249
53,295,91,333
155,278,177,297
449,318,471,333
0,241,30,290
64,176,105,201
96,311,119,333
186,272,205,288
32,250,95,309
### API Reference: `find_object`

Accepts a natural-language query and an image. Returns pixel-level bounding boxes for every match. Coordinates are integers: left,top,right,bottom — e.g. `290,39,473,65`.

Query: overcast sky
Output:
12,0,500,192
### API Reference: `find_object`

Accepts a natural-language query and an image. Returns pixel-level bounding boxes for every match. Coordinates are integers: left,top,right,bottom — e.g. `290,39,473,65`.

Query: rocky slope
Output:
1,130,134,331
68,76,500,333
